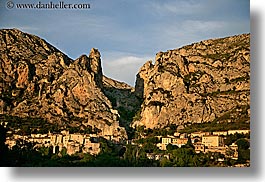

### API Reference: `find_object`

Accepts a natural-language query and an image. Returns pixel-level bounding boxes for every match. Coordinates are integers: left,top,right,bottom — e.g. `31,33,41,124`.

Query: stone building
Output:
162,137,172,145
190,131,211,138
202,135,224,147
212,131,228,136
5,131,101,156
172,138,188,148
227,130,250,135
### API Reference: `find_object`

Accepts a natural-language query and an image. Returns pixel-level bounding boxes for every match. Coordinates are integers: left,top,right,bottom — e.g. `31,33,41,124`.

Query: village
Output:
2,119,126,156
3,117,250,167
143,129,250,164
5,130,102,155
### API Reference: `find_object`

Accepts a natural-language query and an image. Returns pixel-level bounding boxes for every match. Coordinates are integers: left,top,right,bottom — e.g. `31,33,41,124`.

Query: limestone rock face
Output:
0,29,126,140
102,76,142,133
132,34,250,129
0,29,250,135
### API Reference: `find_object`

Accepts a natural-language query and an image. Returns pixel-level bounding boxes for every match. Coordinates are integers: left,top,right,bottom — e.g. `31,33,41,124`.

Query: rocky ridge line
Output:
0,29,127,140
132,34,250,129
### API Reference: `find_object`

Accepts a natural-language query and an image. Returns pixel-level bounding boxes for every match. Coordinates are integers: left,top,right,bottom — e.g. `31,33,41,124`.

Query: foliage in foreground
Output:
0,124,249,167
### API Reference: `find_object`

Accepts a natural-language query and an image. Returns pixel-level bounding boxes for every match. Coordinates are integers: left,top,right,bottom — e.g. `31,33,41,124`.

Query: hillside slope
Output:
0,29,127,140
133,34,250,129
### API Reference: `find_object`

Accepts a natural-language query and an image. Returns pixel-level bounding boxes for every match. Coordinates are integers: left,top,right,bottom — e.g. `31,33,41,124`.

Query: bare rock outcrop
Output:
0,29,127,140
102,76,142,138
0,29,250,135
132,34,250,129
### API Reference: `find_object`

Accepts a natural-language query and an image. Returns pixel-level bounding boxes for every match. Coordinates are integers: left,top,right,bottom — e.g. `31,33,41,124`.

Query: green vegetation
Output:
0,114,101,135
102,86,143,140
134,124,178,139
224,133,250,146
236,138,250,163
68,125,97,134
0,114,60,135
179,121,250,134
0,122,250,167
132,109,142,122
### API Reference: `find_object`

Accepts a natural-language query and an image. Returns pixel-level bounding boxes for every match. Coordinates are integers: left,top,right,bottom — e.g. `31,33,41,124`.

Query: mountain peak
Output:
132,33,250,129
0,29,127,141
89,48,101,59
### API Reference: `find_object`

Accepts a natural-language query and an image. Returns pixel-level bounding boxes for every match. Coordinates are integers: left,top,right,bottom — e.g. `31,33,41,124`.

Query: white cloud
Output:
147,0,205,16
99,18,243,87
148,19,247,51
106,56,150,66
102,54,153,86
181,20,226,33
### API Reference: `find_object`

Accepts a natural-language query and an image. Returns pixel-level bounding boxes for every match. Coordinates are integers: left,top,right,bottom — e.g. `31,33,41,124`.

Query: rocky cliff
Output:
133,34,250,129
102,76,142,137
0,29,250,133
0,29,127,140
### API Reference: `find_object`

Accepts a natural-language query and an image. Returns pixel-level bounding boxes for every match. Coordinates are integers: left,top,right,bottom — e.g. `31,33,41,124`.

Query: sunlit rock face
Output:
133,34,250,129
0,29,127,140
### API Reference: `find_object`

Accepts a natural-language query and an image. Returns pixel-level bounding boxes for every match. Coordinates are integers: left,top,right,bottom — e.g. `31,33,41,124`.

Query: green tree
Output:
0,125,9,166
160,157,172,167
238,149,250,163
236,138,250,163
60,147,68,157
171,148,196,167
124,144,138,166
236,138,250,150
38,146,52,156
166,143,178,151
9,139,44,166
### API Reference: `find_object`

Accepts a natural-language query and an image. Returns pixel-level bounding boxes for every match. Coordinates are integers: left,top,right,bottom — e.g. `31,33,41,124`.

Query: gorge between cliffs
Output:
0,29,250,139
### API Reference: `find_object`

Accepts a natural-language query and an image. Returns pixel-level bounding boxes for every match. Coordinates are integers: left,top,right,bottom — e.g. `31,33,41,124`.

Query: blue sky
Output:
0,0,250,86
